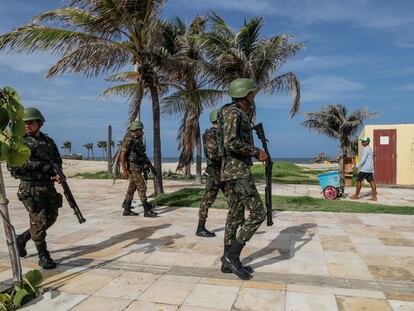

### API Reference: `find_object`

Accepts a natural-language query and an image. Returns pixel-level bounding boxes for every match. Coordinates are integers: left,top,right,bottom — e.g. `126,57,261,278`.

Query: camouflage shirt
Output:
121,136,149,166
9,132,62,181
220,103,259,181
203,127,221,180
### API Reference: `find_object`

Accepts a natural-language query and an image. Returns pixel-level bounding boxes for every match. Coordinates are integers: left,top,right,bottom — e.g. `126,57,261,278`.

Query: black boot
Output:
196,219,216,237
221,239,251,280
143,201,157,217
16,230,31,258
122,199,135,210
220,244,254,273
35,241,57,270
123,200,139,216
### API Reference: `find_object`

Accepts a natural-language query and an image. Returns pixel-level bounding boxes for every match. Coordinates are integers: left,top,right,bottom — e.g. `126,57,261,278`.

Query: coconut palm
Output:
0,0,166,194
301,104,378,157
83,142,93,159
61,141,72,155
97,140,107,158
205,13,304,117
160,16,223,184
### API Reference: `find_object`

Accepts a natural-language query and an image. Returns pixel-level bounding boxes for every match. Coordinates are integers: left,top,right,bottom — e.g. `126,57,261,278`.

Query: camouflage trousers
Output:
125,163,147,202
17,181,61,242
198,176,227,220
224,176,266,245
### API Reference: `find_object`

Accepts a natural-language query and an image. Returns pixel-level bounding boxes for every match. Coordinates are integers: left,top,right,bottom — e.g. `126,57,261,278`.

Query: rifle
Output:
143,160,158,181
252,122,274,226
49,162,86,224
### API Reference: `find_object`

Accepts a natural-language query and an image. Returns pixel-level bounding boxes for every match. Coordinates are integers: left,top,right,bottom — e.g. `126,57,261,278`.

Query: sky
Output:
0,0,413,159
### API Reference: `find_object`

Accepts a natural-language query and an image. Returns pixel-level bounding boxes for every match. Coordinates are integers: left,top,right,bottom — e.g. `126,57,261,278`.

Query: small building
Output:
358,124,414,185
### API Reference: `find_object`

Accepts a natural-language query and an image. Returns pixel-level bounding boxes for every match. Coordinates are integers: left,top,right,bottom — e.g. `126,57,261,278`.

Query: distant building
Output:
359,124,414,185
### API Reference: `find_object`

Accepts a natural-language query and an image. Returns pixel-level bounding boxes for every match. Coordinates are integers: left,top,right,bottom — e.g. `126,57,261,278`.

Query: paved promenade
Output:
0,174,413,310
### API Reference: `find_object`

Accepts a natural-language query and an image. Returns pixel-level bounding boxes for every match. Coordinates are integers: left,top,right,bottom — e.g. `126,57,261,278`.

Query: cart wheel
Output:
323,186,338,200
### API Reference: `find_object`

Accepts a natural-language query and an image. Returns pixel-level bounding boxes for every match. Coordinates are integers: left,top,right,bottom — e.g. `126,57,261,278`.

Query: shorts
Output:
357,172,374,182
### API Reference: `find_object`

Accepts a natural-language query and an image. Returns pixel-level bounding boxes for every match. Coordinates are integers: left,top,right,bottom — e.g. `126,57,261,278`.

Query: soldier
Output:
218,78,268,280
120,121,157,217
10,107,63,269
196,109,224,237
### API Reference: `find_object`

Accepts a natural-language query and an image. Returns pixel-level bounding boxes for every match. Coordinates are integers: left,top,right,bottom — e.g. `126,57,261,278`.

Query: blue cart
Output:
317,171,344,200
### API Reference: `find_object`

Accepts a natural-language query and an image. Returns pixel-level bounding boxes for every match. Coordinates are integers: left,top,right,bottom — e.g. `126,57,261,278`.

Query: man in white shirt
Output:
351,137,377,201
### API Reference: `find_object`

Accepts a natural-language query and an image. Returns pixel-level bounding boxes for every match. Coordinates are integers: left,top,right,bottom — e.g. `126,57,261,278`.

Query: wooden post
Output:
0,163,22,283
107,125,112,175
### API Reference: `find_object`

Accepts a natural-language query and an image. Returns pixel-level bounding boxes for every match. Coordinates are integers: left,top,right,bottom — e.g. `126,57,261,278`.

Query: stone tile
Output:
138,279,196,305
385,293,414,302
388,300,414,311
160,275,200,283
361,255,403,267
183,284,239,310
287,284,334,295
379,238,414,247
94,271,159,299
333,288,385,299
59,269,120,295
336,296,393,311
20,290,87,311
199,277,241,287
242,281,286,291
368,265,414,282
178,307,223,311
320,236,357,253
70,296,132,311
233,287,285,311
285,291,339,311
325,252,374,280
124,301,178,311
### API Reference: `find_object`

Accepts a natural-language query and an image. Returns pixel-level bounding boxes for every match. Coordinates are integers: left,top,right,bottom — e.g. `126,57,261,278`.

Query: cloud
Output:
301,75,364,103
286,55,358,72
0,53,58,73
398,83,414,92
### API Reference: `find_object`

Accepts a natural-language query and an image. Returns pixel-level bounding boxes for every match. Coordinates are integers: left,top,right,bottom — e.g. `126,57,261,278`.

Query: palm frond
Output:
99,83,137,98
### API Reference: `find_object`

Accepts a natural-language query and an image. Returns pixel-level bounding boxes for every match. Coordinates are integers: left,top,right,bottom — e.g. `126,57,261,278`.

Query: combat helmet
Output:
209,109,219,123
229,78,257,99
129,121,144,131
23,107,45,122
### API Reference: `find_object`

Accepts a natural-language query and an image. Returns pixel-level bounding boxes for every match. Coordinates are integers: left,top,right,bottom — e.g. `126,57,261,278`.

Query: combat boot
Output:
35,241,57,270
221,239,251,280
16,230,31,258
196,219,216,237
123,200,139,216
143,201,157,217
122,199,135,210
220,244,254,274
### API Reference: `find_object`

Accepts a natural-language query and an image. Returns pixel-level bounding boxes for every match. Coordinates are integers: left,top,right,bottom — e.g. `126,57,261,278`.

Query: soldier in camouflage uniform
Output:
9,107,63,269
196,109,226,238
120,121,157,217
218,78,268,280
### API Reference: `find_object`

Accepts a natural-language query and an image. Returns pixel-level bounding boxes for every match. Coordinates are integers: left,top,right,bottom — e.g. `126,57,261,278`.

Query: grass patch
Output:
73,171,119,179
153,188,414,215
252,162,327,185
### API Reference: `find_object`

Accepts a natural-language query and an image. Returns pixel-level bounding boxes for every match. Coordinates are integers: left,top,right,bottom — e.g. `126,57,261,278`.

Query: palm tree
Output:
0,0,166,194
160,16,223,184
205,13,304,117
301,104,378,157
83,142,93,159
61,141,72,155
97,140,107,159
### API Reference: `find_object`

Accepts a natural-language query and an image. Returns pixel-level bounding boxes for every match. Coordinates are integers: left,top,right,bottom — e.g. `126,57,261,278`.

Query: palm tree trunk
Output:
185,163,191,178
149,85,164,195
195,123,202,184
91,149,95,160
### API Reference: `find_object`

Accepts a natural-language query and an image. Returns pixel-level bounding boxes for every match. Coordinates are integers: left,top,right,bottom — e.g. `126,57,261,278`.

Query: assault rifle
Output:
252,122,274,226
143,160,158,181
49,162,86,224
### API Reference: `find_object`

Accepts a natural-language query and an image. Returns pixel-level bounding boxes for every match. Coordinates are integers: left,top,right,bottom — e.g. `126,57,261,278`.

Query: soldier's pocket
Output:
233,179,255,197
17,191,37,213
56,193,63,208
49,191,63,208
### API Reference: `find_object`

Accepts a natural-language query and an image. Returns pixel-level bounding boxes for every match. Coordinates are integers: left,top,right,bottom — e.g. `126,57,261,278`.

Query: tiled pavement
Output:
0,175,413,310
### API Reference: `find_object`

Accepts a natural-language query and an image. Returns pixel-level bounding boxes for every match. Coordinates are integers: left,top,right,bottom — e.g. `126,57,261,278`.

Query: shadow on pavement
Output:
243,223,317,269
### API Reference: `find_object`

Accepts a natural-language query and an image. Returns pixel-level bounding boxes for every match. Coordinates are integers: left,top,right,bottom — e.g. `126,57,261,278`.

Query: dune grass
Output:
152,188,414,215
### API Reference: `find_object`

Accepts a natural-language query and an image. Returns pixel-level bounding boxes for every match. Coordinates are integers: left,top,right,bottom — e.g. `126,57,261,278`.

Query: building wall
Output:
359,124,414,185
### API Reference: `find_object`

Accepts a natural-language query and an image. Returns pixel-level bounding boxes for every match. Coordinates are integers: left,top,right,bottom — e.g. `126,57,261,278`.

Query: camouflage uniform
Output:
198,127,227,220
121,136,148,203
10,133,62,242
220,103,266,246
